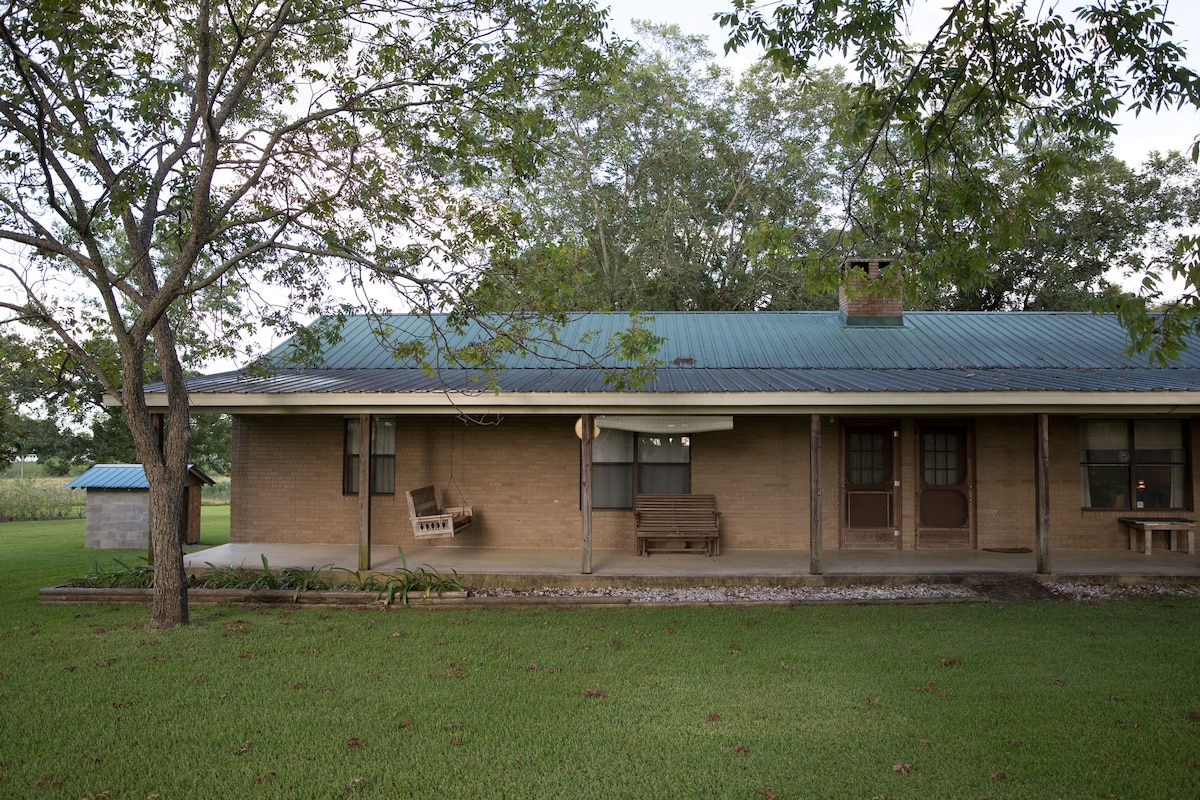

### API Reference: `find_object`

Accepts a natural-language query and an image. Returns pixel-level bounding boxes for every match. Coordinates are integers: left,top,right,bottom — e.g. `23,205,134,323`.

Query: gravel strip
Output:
472,584,977,604
1044,582,1200,602
469,582,1200,604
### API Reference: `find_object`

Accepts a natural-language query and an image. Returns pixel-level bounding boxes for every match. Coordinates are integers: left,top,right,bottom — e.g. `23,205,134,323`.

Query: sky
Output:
599,0,1200,166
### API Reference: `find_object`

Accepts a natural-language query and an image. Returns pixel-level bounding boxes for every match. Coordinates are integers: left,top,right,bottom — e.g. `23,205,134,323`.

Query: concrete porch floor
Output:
184,542,1200,589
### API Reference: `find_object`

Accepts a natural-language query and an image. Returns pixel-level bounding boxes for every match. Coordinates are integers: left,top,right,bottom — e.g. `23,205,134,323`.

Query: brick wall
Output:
972,416,1037,549
232,414,585,548
839,259,903,320
231,412,1197,551
1042,416,1197,550
692,416,811,549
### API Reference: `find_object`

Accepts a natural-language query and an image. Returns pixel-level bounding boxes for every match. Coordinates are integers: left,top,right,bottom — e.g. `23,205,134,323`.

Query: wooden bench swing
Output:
635,494,721,556
405,485,474,539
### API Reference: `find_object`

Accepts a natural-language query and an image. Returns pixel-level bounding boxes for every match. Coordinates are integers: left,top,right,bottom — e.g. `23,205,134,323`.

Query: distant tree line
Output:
0,332,230,476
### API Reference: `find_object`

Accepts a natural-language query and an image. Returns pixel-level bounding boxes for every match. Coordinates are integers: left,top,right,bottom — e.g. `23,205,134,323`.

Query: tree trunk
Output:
146,462,190,628
121,318,193,629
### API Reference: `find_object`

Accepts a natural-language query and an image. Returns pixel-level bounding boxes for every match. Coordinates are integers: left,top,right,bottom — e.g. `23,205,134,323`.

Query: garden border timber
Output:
35,586,634,608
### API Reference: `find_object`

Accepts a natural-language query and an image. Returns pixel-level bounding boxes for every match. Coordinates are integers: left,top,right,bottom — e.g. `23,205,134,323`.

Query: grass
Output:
198,503,231,545
2,518,1199,798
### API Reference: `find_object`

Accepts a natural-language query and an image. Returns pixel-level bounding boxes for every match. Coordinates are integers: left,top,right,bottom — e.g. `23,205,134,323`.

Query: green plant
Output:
355,548,465,605
62,557,155,589
196,562,263,590
131,551,467,605
275,564,336,602
201,478,231,505
0,477,85,522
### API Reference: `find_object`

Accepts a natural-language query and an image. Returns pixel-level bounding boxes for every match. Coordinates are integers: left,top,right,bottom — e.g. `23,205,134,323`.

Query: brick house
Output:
158,261,1200,573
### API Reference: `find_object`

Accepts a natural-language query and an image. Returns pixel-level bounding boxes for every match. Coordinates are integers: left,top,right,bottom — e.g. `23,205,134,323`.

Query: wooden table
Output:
1118,517,1196,555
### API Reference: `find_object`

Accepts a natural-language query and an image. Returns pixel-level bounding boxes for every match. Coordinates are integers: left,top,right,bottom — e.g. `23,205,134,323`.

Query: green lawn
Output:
2,516,1199,799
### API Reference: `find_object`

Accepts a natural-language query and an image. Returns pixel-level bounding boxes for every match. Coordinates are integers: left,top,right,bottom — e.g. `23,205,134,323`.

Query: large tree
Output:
933,149,1200,311
0,0,611,627
478,23,851,312
720,0,1200,355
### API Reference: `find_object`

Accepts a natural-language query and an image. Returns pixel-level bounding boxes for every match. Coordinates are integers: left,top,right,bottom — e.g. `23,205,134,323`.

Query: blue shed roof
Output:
66,464,215,489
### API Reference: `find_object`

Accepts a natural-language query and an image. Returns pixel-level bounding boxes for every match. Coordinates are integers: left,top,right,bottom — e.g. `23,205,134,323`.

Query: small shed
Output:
66,464,215,549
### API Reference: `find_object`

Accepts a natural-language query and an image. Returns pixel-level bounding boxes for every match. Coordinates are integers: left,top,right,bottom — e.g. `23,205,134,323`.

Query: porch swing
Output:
405,426,474,539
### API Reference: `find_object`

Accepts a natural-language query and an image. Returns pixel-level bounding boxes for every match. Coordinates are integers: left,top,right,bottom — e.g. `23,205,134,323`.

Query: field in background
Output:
0,464,230,522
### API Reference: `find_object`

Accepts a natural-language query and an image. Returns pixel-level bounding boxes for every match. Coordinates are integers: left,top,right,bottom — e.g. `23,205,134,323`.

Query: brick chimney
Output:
839,257,903,327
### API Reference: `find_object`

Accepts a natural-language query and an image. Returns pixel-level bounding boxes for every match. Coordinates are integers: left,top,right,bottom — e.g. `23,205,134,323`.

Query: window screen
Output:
344,417,396,495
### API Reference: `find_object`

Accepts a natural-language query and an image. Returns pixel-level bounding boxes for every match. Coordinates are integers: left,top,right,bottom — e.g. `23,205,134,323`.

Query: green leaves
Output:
484,23,852,313
720,1,1200,358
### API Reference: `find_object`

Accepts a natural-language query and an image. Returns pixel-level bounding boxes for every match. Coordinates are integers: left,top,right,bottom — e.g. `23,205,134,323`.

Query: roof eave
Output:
155,389,1200,416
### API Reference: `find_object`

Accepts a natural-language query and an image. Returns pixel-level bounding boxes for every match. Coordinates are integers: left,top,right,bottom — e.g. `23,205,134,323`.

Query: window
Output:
1080,420,1188,510
344,417,396,495
922,430,964,486
592,429,690,508
637,434,691,495
593,428,634,509
847,428,890,486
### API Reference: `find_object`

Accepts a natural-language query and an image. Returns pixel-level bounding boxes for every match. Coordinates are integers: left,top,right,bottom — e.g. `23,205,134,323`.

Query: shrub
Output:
63,549,464,605
62,558,156,589
0,478,85,522
202,478,231,504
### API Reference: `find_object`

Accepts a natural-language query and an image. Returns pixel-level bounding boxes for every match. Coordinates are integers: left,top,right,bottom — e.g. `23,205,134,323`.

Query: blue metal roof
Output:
170,311,1200,396
269,312,1198,371
66,464,215,489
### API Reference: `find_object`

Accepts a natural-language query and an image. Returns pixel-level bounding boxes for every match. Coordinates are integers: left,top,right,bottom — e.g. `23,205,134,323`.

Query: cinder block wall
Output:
84,490,149,549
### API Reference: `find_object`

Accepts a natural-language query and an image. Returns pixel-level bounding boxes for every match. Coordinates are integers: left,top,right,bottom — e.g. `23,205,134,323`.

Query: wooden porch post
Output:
810,414,823,575
358,413,372,571
580,413,594,574
1035,413,1051,575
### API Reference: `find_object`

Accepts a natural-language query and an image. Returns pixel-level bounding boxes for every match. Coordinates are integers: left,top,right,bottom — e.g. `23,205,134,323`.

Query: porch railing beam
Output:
358,413,372,571
1035,412,1051,574
580,413,594,574
810,413,823,574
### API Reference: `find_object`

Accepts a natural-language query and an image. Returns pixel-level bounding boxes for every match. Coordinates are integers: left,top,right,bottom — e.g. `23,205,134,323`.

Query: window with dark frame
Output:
591,429,691,508
344,417,397,495
922,430,964,486
1080,419,1188,510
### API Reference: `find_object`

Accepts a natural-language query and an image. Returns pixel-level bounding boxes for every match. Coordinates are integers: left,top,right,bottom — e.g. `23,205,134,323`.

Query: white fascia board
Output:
161,390,1200,416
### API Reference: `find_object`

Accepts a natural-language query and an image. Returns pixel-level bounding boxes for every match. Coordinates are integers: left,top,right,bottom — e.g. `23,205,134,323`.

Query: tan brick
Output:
231,413,1197,553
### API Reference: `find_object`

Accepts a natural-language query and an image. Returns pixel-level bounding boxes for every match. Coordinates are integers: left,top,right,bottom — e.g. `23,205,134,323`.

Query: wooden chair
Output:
635,494,720,556
405,486,474,539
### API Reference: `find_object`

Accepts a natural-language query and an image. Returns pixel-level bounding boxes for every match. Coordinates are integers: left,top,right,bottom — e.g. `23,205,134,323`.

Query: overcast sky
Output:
600,0,1200,166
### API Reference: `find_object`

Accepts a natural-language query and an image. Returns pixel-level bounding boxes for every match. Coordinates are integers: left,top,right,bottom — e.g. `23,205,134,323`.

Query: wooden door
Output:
841,424,899,548
916,423,974,549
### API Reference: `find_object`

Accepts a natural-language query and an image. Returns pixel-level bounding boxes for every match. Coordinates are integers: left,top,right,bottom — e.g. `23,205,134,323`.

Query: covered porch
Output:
185,542,1200,588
